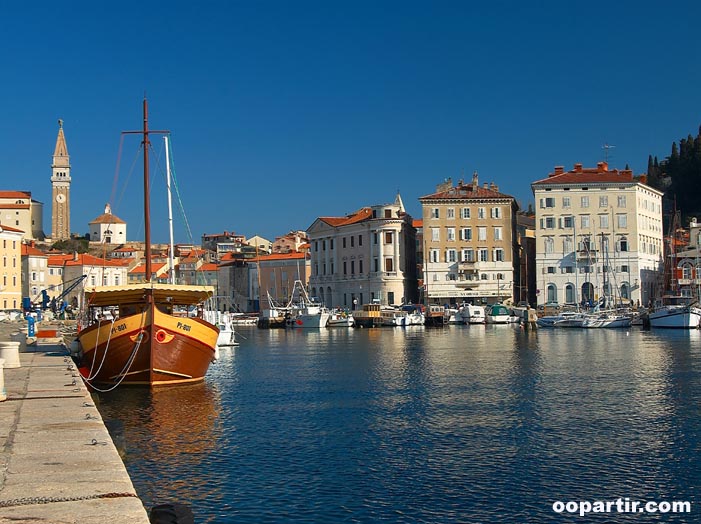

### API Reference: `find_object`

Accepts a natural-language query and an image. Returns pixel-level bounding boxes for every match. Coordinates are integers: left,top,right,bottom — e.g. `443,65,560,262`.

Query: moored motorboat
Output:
649,299,701,329
485,303,511,324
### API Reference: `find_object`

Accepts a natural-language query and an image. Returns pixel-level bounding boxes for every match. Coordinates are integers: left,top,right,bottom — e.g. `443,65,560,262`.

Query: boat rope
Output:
0,492,139,509
83,316,117,381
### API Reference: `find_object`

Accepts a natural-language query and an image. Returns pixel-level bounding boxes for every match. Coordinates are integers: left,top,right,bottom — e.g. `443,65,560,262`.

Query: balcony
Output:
576,248,598,261
458,261,479,272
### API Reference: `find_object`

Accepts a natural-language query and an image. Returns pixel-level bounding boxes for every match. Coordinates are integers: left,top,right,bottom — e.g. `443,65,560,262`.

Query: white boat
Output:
582,311,632,329
327,310,354,327
285,281,330,328
397,307,425,326
485,304,511,324
460,303,486,324
444,307,462,324
203,310,239,347
551,311,587,328
649,297,701,329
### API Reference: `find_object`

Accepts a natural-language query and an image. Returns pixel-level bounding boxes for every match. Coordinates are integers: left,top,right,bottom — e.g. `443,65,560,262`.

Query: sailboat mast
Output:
143,98,152,283
164,135,175,285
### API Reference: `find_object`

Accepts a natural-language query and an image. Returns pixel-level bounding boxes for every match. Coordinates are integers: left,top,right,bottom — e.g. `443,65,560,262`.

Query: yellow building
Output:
419,173,518,304
0,225,24,310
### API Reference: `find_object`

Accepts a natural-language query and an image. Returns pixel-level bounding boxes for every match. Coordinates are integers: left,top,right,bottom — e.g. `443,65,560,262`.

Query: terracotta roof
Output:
0,203,30,209
532,162,639,186
129,262,167,274
320,207,373,227
0,191,32,199
413,219,423,228
257,252,308,261
200,263,218,272
89,212,126,224
419,183,513,201
64,254,130,267
47,254,73,266
0,225,25,233
21,244,46,256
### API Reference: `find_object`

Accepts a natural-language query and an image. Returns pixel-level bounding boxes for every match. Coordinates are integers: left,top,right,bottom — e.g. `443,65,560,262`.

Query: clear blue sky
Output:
2,1,700,244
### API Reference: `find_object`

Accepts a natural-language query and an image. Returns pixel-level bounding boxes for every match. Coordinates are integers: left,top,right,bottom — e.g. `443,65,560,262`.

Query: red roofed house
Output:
307,193,418,308
531,162,663,308
0,190,45,241
63,253,131,309
419,174,519,305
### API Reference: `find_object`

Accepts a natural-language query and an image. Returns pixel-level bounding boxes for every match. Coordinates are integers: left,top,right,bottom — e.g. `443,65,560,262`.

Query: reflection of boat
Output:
485,304,511,324
78,101,218,387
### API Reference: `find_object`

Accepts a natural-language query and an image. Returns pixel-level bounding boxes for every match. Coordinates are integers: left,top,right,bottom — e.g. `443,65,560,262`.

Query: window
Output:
481,273,489,280
343,237,347,248
617,214,627,228
461,228,472,241
565,284,575,303
314,241,318,252
478,227,487,241
358,235,362,246
447,208,455,219
350,236,354,247
494,248,504,261
351,261,355,274
581,215,590,228
540,197,556,208
462,249,474,262
447,249,457,262
581,196,589,208
447,227,456,241
618,237,629,252
599,214,609,228
385,209,392,218
599,195,608,208
431,208,440,219
373,233,378,245
431,228,440,241
547,267,556,274
330,239,334,249
478,249,488,262
494,227,502,241
385,258,394,272
461,208,470,219
562,196,571,208
563,236,573,253
545,217,555,229
447,273,457,281
544,237,554,254
563,216,574,228
617,195,626,208
359,260,363,274
478,207,486,219
430,249,439,263
322,240,326,251
374,258,379,272
343,261,347,275
385,232,393,244
563,266,574,274
491,207,502,219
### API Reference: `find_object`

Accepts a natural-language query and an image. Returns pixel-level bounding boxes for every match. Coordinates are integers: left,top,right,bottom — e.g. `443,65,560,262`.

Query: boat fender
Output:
149,503,194,524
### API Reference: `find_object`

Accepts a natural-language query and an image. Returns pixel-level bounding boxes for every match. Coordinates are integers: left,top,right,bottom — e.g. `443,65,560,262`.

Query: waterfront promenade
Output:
0,322,149,524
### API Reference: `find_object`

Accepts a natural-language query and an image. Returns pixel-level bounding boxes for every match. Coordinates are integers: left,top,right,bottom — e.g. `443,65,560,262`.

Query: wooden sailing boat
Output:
77,99,219,387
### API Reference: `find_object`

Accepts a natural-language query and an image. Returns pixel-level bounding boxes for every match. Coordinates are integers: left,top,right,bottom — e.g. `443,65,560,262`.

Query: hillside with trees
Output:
646,126,701,224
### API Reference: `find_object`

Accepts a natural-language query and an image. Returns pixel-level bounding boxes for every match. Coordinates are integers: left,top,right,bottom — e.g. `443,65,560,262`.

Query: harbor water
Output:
95,326,701,523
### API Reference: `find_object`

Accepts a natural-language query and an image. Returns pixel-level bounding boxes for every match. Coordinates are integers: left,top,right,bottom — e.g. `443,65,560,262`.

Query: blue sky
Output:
2,1,700,244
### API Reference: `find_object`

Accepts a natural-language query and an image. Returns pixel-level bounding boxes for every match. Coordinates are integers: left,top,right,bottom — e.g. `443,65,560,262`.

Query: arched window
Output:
547,284,557,303
544,237,554,254
581,282,594,303
618,236,628,252
565,283,575,304
620,282,630,300
682,263,693,280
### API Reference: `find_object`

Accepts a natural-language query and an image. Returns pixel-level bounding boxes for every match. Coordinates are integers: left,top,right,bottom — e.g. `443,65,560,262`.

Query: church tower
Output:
51,119,71,240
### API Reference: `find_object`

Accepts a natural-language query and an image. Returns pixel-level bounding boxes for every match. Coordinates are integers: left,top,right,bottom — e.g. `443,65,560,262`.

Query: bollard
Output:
0,358,5,401
0,341,21,368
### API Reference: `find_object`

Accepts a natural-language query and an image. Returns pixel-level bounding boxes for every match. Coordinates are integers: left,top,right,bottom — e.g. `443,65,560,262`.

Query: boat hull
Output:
78,306,218,386
649,306,701,329
287,312,330,328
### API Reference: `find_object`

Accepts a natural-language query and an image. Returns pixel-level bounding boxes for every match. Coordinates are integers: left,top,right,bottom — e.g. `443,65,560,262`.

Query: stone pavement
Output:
0,323,150,523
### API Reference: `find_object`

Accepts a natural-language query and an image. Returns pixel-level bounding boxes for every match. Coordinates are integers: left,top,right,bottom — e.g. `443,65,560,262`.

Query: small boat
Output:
285,282,330,328
460,303,486,324
444,307,462,324
649,297,701,329
485,303,511,324
582,311,632,329
551,311,587,328
327,309,355,327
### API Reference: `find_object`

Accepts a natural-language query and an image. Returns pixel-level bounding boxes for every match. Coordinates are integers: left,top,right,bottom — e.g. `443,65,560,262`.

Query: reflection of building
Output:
419,174,518,304
0,225,23,310
307,194,418,308
89,204,127,244
531,162,663,307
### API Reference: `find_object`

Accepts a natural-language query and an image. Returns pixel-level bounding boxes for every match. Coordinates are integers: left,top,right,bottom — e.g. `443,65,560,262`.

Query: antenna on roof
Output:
602,143,616,163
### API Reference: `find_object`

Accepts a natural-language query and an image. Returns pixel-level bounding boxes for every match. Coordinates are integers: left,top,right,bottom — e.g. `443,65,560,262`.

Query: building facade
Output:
89,204,127,244
307,194,418,308
0,191,44,241
0,225,24,310
419,174,519,305
51,119,71,240
531,162,664,307
63,254,130,309
21,243,49,303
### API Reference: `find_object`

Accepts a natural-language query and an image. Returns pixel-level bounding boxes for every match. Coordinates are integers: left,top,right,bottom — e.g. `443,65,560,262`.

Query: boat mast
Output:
164,135,175,285
143,98,152,283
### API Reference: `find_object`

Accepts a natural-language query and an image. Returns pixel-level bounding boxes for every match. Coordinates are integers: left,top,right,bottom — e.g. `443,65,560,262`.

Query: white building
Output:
89,204,127,244
531,162,664,307
307,194,418,307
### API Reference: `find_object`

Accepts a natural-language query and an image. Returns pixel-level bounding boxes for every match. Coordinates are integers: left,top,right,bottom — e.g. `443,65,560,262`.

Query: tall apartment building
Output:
531,162,664,307
0,191,44,241
419,174,518,304
0,225,24,310
307,194,418,308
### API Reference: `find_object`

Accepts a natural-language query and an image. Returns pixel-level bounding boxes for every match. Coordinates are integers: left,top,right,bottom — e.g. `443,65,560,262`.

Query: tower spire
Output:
51,119,72,240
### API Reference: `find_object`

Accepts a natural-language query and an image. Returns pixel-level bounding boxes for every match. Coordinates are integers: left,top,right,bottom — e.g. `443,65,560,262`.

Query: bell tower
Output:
51,119,71,240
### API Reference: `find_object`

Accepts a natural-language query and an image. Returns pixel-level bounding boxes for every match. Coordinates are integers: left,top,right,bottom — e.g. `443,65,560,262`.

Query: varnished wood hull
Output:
78,305,218,386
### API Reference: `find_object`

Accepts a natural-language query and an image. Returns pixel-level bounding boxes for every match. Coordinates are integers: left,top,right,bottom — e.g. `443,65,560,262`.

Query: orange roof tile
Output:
257,252,308,261
129,262,167,274
419,183,513,201
0,191,32,199
89,212,126,224
200,263,219,271
64,254,130,267
319,207,373,227
413,219,423,228
21,244,46,256
0,224,25,233
532,163,639,186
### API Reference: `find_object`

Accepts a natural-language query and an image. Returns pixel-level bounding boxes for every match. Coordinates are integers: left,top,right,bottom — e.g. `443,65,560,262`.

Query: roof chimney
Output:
574,163,583,173
483,182,489,189
554,166,564,175
597,161,608,172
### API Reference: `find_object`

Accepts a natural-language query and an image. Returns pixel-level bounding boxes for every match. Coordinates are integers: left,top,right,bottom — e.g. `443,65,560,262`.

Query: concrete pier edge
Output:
0,322,150,524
